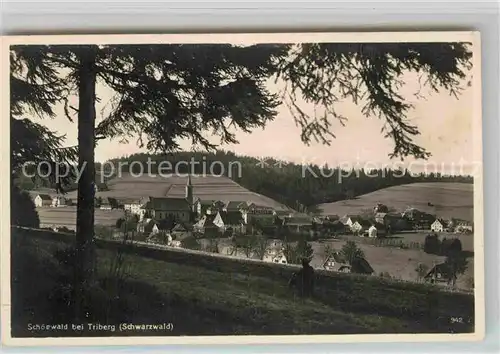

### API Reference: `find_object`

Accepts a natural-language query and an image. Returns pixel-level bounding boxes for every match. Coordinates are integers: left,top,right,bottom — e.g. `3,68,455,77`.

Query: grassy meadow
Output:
11,228,475,337
317,182,474,222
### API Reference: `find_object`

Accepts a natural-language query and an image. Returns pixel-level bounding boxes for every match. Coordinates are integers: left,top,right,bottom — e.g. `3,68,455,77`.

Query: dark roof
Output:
433,218,448,225
325,214,340,220
197,199,216,206
351,257,374,274
138,219,158,233
225,201,246,211
172,223,188,232
324,252,348,265
352,218,371,227
117,197,143,204
424,263,448,278
150,197,190,211
37,194,52,201
195,214,216,228
274,210,291,216
285,216,313,226
217,211,243,225
249,214,276,226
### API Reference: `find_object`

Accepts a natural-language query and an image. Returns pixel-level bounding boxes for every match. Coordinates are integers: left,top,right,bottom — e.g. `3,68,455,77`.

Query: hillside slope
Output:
317,182,474,221
64,173,290,210
11,230,475,337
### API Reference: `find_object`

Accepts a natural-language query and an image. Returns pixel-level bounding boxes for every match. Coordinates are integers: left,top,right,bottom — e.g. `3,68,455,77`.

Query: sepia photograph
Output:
1,32,483,345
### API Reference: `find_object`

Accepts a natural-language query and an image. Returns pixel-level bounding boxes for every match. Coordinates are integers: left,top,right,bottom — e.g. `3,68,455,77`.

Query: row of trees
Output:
11,41,473,320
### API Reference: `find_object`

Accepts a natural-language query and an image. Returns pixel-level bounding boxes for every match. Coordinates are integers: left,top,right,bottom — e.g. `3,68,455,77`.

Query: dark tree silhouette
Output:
11,185,40,228
10,41,472,319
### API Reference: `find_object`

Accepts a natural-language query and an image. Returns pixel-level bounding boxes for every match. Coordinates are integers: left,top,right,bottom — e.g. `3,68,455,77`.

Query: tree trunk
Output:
74,46,98,321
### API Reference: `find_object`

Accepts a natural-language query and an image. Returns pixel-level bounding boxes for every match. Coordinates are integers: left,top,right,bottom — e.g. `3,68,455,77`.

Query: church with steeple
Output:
142,174,197,224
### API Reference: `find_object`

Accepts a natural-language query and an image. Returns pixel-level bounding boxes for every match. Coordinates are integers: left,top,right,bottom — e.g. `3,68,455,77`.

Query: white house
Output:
171,240,182,248
51,195,66,208
33,194,52,207
368,225,378,238
264,252,287,264
137,218,159,236
350,218,371,235
122,197,149,218
431,218,447,232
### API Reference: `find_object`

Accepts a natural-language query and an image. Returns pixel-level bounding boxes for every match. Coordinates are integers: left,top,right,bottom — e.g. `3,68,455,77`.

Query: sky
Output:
28,51,477,175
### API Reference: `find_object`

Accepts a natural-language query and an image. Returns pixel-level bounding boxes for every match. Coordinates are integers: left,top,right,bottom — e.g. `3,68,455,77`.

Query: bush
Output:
424,234,441,255
11,184,40,228
181,235,201,251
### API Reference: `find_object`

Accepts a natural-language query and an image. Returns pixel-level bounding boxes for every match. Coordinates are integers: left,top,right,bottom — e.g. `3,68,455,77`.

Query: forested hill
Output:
104,151,473,212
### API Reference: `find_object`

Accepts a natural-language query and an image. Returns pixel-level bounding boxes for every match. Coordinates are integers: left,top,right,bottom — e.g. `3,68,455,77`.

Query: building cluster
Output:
33,193,73,208
320,204,474,238
97,175,315,240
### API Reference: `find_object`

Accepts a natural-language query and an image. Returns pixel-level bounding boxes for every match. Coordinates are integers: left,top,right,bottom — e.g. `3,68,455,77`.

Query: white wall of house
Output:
34,195,43,207
431,220,444,232
124,203,142,215
368,226,378,238
351,222,363,233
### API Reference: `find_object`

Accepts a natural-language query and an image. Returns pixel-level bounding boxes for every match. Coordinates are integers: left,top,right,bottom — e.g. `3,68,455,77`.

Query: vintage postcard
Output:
1,31,483,346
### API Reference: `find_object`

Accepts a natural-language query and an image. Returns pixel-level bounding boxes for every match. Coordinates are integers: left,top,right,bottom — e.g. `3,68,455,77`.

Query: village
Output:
31,174,474,289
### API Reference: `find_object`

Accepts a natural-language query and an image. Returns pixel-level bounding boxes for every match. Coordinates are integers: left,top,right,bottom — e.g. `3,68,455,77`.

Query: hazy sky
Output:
29,57,475,174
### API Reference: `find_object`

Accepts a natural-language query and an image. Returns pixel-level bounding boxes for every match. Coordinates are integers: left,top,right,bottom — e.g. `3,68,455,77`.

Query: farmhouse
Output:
323,252,349,272
454,221,473,233
171,223,189,239
121,197,146,216
213,210,245,234
373,203,389,213
263,240,287,264
193,199,216,217
273,209,293,220
193,214,220,237
350,218,371,235
367,225,378,238
340,215,357,227
431,218,448,232
223,200,246,212
100,198,112,210
283,215,313,232
136,219,160,236
424,263,450,284
51,195,66,207
33,194,52,207
264,253,287,264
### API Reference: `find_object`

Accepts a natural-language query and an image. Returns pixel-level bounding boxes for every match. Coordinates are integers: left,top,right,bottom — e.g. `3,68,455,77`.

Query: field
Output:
310,237,474,290
33,173,288,230
207,234,474,290
58,173,289,208
317,182,474,221
37,207,124,230
11,229,475,337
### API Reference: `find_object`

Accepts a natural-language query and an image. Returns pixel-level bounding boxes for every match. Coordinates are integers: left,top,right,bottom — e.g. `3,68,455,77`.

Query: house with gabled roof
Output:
99,197,112,210
193,198,216,217
51,195,66,207
33,194,52,207
340,214,357,227
350,217,372,235
431,218,448,233
283,215,313,232
323,252,350,272
193,214,220,237
136,218,160,236
213,210,245,234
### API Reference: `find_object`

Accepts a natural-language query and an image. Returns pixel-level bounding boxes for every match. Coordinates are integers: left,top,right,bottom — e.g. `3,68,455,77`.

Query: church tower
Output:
185,174,194,210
